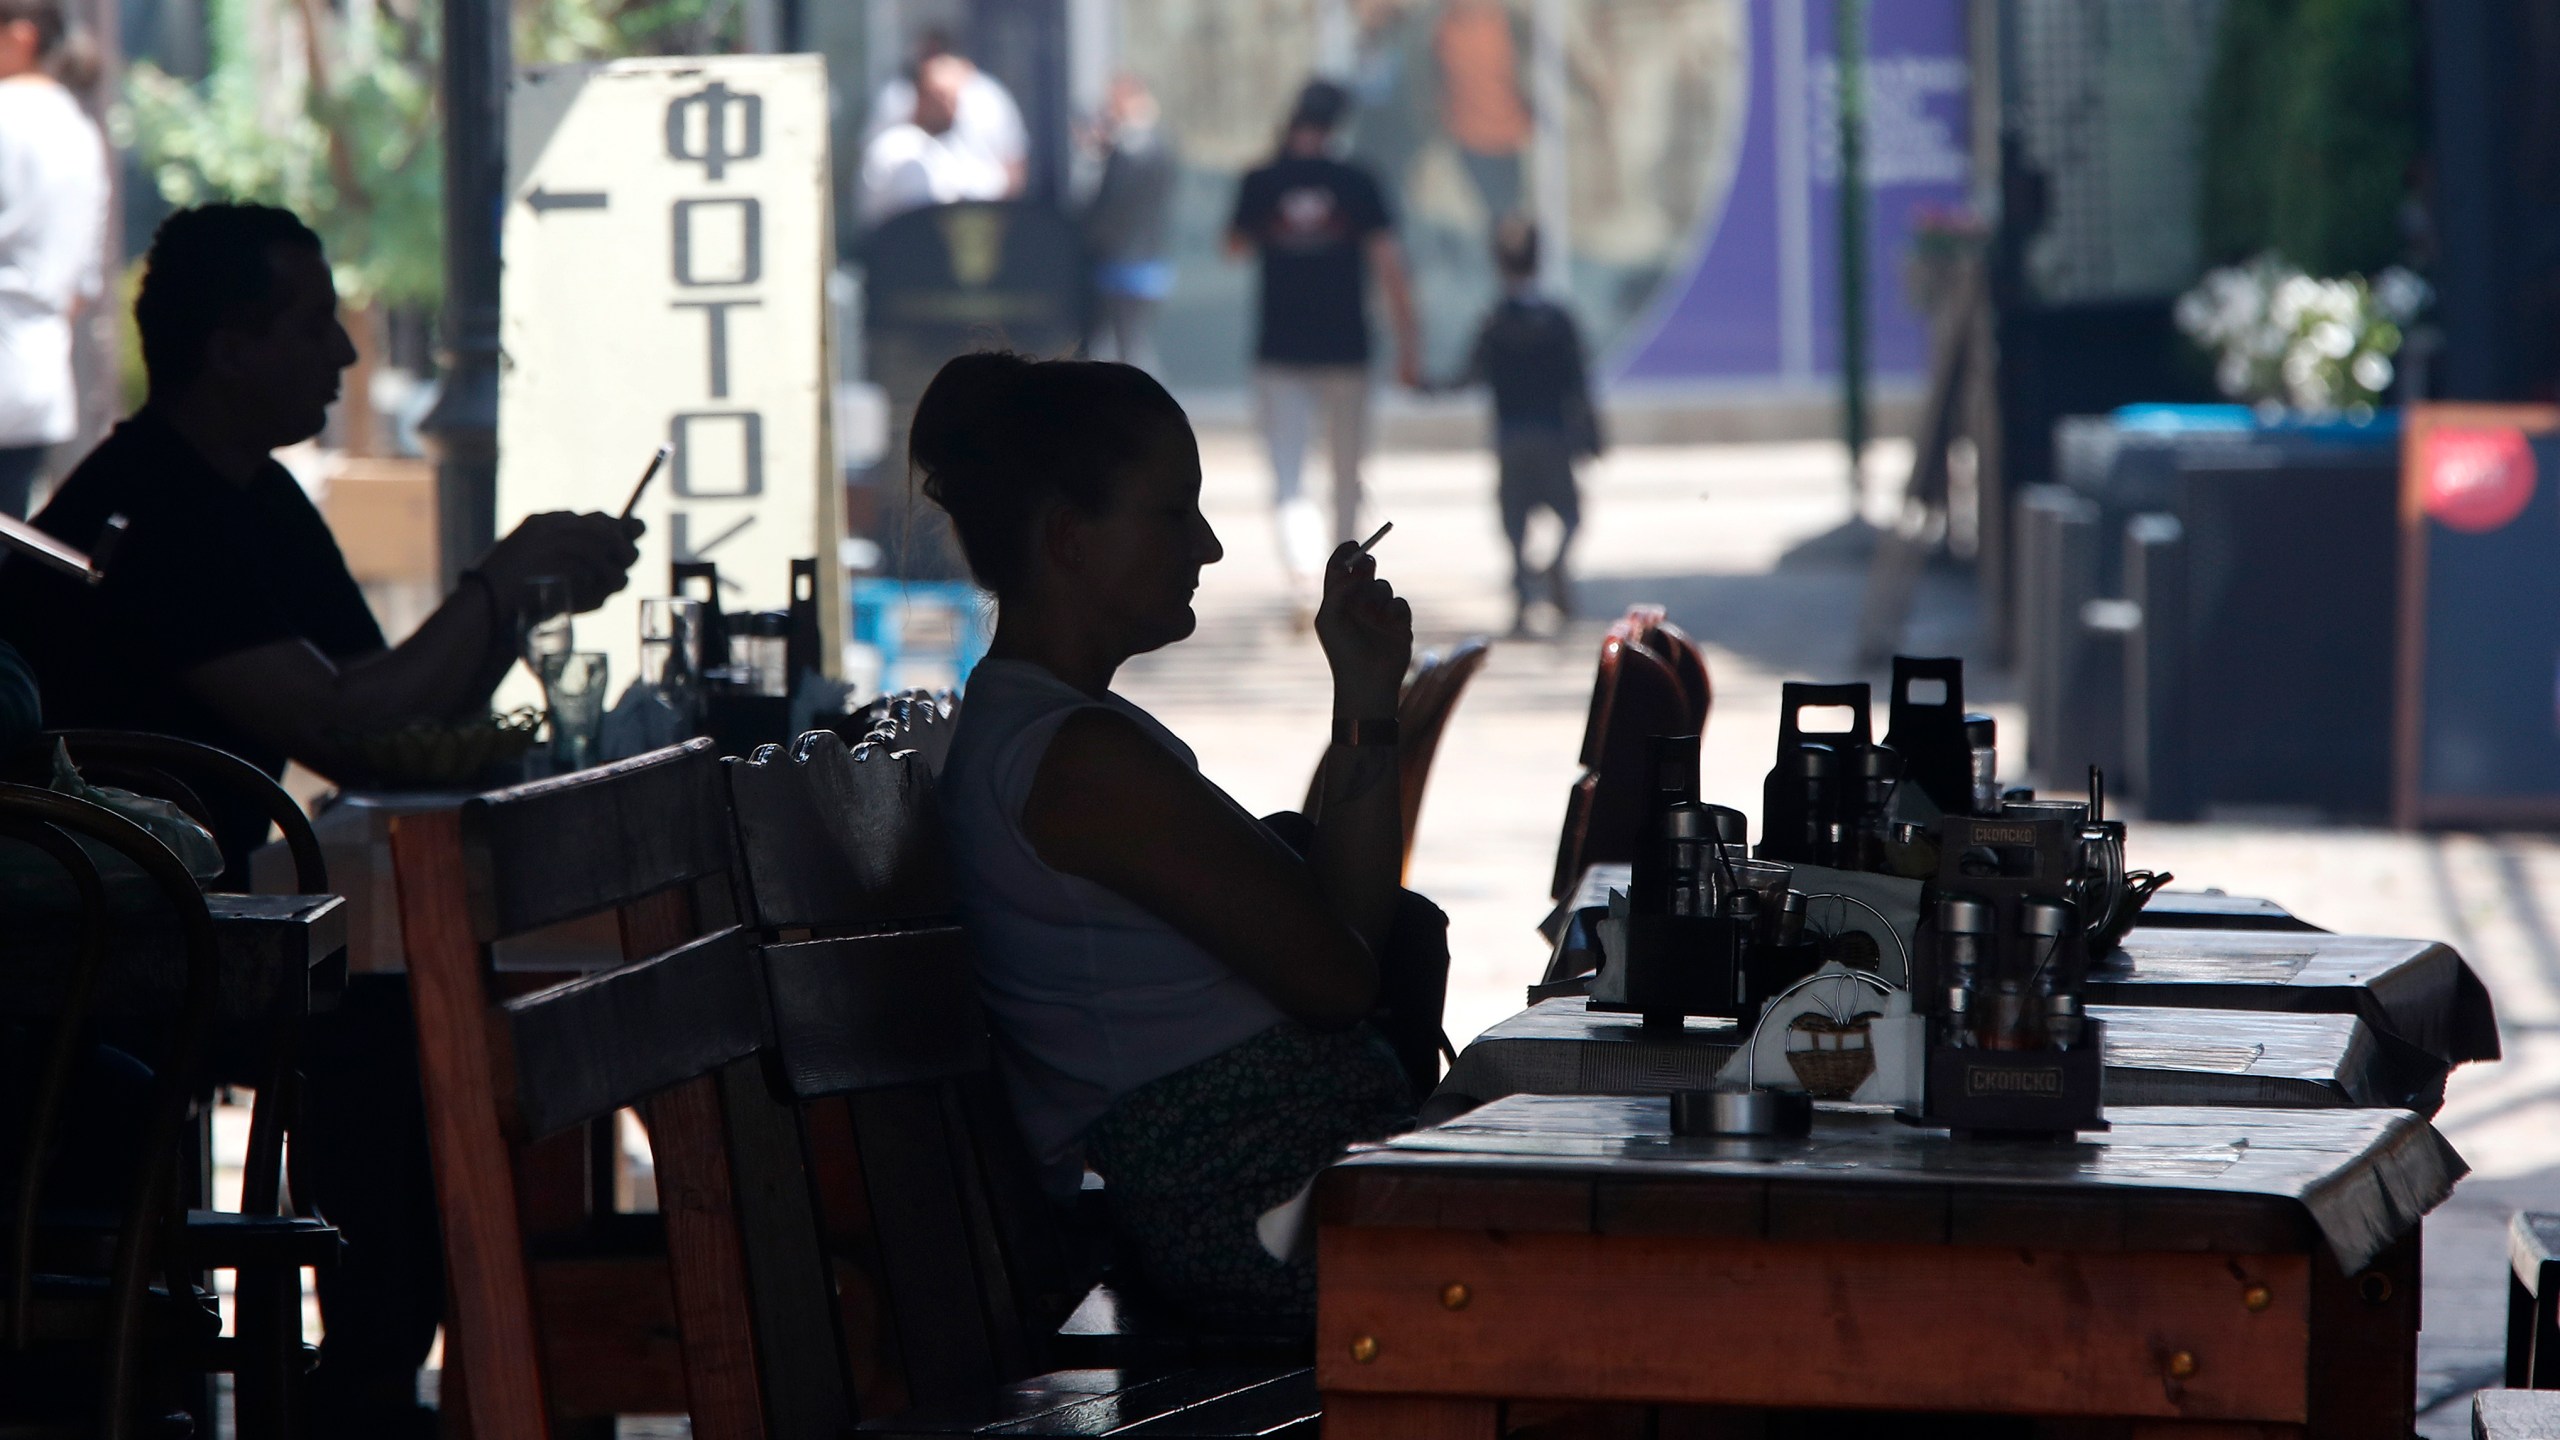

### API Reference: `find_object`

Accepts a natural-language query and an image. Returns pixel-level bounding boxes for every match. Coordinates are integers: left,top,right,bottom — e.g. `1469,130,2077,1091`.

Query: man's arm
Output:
1366,231,1423,389
183,510,639,779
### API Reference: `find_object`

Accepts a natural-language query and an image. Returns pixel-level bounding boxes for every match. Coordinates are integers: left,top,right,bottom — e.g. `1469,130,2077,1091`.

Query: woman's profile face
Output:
1056,422,1224,656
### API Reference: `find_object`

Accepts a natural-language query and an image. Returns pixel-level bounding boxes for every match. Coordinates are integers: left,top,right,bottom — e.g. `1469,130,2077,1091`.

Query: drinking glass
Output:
520,575,574,674
542,651,610,773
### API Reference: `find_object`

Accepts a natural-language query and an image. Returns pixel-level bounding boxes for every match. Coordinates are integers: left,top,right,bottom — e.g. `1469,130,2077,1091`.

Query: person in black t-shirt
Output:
0,203,642,1438
1227,80,1421,618
1434,217,1603,636
0,204,639,868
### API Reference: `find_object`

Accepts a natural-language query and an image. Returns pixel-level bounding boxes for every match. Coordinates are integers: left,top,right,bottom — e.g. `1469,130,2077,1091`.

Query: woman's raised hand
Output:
1315,540,1414,720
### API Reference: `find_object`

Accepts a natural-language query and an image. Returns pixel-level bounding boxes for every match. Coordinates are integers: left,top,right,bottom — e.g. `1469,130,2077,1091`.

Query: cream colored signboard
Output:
497,54,837,699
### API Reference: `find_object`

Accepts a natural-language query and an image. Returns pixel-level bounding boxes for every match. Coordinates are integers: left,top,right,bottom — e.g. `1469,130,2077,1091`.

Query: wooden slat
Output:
389,808,549,1440
461,741,734,941
850,1085,1004,1406
498,927,769,1138
618,881,768,1440
1319,1395,1498,1440
647,1069,770,1439
531,1255,690,1417
761,930,990,1098
2306,1229,2420,1440
715,1051,855,1439
1316,1227,2315,1423
726,730,953,932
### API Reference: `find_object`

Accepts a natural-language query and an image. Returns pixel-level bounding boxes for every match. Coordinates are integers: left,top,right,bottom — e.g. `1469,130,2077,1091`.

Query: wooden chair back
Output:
724,721,1085,1418
390,740,844,1440
1392,640,1489,878
1553,615,1694,898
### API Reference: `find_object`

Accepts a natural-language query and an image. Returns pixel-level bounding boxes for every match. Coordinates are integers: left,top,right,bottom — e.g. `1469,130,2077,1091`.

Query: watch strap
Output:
1333,716,1400,748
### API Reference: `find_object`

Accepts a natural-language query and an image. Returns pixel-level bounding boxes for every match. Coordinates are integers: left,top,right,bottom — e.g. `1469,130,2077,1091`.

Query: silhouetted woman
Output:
921,351,1416,1326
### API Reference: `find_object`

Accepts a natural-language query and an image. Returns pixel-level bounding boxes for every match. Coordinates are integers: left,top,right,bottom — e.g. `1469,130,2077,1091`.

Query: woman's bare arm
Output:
1024,707,1380,1026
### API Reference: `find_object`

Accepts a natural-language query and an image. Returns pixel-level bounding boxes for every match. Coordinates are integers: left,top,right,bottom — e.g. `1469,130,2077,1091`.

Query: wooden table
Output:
0,884,347,1025
1317,1095,2461,1437
1428,997,2448,1124
2089,927,2500,1067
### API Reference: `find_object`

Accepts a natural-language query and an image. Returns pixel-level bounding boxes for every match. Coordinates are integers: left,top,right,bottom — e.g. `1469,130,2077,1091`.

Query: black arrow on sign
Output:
525,186,609,215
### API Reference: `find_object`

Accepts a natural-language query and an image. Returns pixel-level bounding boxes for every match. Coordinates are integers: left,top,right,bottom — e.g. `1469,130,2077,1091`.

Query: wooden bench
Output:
722,720,1318,1436
2513,1212,2560,1389
390,740,843,1439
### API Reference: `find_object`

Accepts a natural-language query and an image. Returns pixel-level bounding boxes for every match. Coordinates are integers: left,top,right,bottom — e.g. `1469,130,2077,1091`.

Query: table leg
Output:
2307,1228,2422,1440
1323,1394,1499,1438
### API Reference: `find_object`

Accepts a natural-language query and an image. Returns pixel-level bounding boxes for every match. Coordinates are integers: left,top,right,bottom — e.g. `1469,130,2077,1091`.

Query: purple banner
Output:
1618,0,1971,384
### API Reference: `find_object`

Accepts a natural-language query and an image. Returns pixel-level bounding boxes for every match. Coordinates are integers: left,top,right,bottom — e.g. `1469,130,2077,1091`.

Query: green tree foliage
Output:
119,0,745,311
121,0,443,307
2199,0,2420,277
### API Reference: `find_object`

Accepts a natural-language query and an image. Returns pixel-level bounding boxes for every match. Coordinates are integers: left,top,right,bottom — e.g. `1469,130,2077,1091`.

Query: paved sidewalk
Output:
1122,432,2560,1437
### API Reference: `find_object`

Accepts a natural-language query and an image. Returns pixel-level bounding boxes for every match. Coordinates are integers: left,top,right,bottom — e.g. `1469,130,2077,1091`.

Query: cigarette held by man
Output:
1356,521,1393,554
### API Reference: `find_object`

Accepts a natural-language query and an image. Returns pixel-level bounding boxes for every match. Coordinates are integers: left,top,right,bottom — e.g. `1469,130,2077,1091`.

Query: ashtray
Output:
1670,1085,1814,1138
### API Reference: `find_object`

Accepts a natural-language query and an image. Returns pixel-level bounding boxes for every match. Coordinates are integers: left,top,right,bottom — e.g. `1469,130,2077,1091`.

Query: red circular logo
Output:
2423,426,2537,533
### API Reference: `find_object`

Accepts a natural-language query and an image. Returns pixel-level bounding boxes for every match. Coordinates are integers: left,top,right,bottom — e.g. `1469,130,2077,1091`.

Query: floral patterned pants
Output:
1084,1021,1415,1328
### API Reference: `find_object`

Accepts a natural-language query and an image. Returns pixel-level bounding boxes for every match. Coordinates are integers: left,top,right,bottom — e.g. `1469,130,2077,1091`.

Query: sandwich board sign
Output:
497,54,838,701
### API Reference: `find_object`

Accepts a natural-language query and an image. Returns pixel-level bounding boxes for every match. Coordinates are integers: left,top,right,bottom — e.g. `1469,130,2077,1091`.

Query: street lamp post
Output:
421,0,509,588
1835,0,1868,504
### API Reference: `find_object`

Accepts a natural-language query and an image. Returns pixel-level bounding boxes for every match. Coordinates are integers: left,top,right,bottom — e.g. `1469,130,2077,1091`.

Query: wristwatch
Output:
1333,716,1400,748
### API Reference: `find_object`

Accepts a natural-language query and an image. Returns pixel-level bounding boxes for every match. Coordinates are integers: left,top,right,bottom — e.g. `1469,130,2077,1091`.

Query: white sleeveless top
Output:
941,658,1286,1164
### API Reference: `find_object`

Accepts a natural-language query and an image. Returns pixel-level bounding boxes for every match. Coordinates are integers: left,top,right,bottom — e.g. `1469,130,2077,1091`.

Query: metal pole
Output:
1834,0,1868,504
1529,0,1571,296
419,0,508,588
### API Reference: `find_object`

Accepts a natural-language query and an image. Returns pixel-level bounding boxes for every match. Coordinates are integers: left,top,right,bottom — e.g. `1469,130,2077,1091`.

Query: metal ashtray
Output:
1671,1085,1814,1138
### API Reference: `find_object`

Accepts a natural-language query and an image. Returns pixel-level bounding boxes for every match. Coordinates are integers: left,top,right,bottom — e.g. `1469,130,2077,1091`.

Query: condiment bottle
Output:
1965,713,2000,814
1936,896,1990,1049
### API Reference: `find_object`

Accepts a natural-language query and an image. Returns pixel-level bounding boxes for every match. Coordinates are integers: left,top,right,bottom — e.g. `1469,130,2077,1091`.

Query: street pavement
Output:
1121,430,2560,1438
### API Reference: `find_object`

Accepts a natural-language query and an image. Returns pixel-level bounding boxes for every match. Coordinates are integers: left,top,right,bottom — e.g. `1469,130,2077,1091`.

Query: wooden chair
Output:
2512,1212,2560,1389
21,728,339,1434
389,740,845,1440
723,724,1319,1437
1550,611,1698,899
0,783,337,1438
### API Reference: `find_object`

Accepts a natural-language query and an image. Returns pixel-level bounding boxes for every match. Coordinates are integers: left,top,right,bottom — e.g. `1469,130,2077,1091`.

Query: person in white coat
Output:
0,0,106,518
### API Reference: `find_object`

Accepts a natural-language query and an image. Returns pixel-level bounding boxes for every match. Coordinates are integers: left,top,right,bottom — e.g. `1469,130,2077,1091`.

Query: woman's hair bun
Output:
908,350,1188,596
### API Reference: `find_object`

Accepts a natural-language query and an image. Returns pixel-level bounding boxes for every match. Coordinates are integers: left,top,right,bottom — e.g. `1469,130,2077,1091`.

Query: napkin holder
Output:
1907,814,2108,1138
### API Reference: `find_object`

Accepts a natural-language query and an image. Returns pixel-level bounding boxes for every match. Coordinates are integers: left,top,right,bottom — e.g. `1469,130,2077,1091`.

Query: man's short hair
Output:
1287,80,1349,136
134,204,325,396
0,0,65,56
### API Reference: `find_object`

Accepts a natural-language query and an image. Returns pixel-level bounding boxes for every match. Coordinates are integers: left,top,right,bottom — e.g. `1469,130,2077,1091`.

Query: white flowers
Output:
2173,252,2430,416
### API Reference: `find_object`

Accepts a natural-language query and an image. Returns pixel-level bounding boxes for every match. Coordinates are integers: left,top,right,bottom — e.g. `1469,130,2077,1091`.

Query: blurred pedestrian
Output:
1227,79,1421,620
0,0,107,518
866,27,1028,198
1435,217,1600,636
1433,0,1531,225
1079,74,1178,374
860,53,1014,228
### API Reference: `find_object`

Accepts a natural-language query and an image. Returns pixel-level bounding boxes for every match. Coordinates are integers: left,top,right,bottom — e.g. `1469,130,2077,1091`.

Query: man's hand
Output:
478,511,644,615
1315,540,1412,722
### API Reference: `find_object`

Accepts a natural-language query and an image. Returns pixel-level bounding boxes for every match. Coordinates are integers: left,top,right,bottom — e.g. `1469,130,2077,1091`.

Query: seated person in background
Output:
858,52,1014,228
921,350,1420,1328
0,202,642,1438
